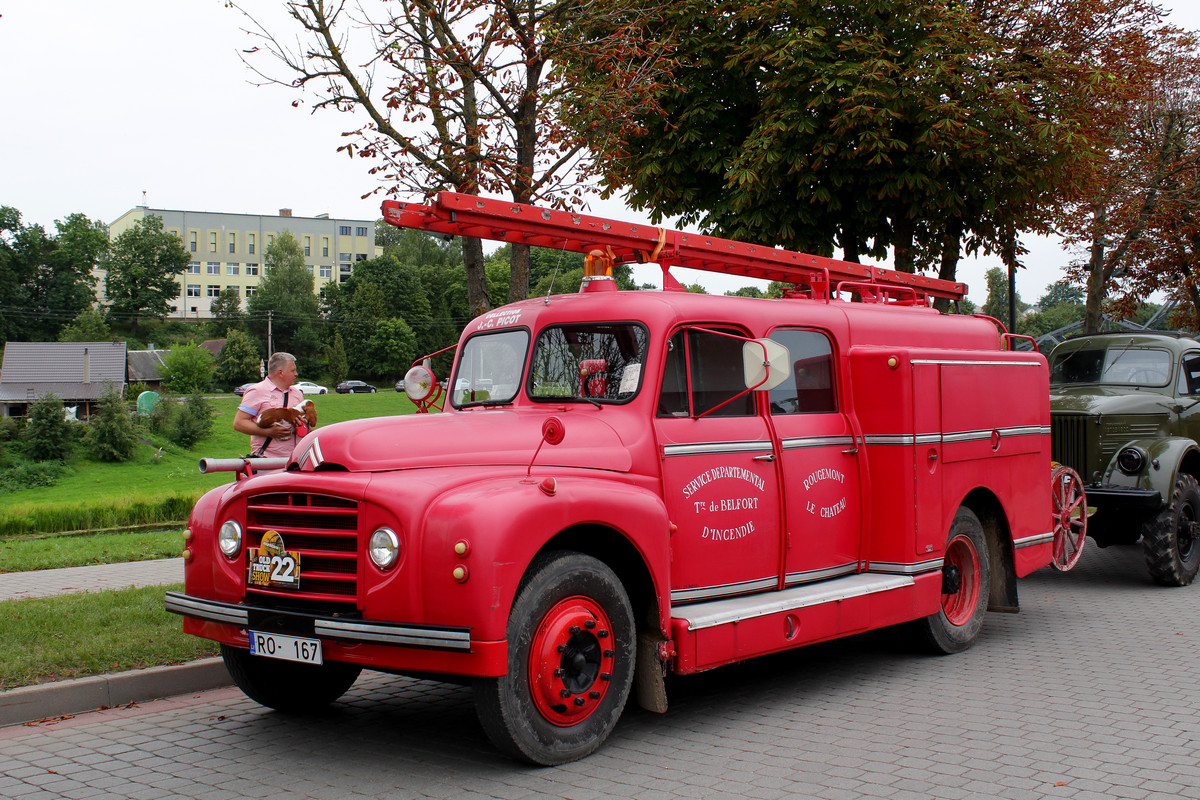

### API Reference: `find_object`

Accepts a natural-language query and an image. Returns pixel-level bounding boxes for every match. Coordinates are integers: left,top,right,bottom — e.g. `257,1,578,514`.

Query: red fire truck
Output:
168,193,1084,765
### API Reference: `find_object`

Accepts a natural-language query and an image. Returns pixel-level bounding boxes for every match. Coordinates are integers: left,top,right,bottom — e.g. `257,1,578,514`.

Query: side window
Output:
657,327,755,418
1180,354,1200,395
768,329,836,415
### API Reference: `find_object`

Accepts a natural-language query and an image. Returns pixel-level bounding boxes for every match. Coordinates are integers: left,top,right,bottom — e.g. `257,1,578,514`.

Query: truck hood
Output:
1049,385,1178,416
291,410,633,473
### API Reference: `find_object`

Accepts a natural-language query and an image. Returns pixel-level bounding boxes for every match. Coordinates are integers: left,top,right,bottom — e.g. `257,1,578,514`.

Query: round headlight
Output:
218,520,243,557
404,365,436,402
1116,446,1148,476
369,527,401,569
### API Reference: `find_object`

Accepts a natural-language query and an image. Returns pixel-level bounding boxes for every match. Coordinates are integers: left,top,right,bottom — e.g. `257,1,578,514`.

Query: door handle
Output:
753,454,776,462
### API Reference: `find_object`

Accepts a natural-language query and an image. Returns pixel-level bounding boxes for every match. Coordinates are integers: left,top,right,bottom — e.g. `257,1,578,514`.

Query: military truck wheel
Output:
474,552,635,765
1142,473,1200,587
909,507,991,654
221,644,362,712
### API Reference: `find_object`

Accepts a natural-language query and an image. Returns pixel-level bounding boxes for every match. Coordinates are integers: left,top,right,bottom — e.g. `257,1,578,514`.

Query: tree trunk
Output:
892,211,914,273
932,217,964,313
1084,204,1108,334
462,236,491,317
508,244,531,304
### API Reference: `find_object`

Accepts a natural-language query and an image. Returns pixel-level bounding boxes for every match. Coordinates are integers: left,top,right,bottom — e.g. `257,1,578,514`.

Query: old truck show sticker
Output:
248,530,301,589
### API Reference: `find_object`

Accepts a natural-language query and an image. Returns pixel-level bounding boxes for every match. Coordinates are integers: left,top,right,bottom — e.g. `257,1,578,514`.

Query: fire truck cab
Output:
169,194,1058,765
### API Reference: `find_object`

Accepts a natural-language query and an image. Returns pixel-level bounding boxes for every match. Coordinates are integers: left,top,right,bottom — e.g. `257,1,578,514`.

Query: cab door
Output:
654,327,783,606
766,329,864,585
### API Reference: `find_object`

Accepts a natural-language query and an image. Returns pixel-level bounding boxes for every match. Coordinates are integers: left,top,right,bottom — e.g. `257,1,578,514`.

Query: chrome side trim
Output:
1014,531,1055,549
663,441,774,458
670,576,778,604
863,434,940,446
676,573,914,631
165,591,249,626
868,558,943,575
314,619,471,651
780,436,855,450
911,359,1043,367
784,562,859,585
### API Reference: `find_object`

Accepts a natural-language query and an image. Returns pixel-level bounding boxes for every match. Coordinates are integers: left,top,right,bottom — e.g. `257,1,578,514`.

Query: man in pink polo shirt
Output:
233,352,305,458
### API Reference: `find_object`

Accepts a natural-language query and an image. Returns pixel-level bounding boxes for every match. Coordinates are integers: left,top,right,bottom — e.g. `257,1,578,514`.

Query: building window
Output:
227,263,239,275
356,253,368,262
245,286,257,297
248,234,255,254
227,286,240,296
187,262,201,274
268,234,275,247
186,285,201,297
322,237,329,256
339,225,351,236
340,274,350,283
190,232,197,252
209,232,217,253
306,265,314,274
339,252,351,262
304,236,311,256
246,263,259,276
319,265,332,278
206,262,220,275
355,226,368,237
207,285,221,297
228,233,236,253
340,264,352,273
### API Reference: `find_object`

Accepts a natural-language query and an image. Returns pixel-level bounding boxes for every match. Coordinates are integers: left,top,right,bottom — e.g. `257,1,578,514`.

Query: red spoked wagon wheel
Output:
1051,465,1087,571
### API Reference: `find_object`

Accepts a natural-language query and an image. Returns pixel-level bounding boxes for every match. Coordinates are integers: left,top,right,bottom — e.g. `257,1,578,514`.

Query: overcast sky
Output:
2,1,1197,303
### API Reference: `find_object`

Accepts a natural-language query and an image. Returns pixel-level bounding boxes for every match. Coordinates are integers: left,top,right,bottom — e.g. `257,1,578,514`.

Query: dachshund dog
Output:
255,399,317,438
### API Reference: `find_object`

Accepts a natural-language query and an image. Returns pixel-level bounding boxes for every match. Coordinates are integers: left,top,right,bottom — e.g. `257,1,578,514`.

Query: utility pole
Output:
267,310,273,356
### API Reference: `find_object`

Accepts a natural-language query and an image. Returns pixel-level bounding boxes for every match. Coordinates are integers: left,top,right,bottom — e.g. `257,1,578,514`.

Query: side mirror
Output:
743,339,791,392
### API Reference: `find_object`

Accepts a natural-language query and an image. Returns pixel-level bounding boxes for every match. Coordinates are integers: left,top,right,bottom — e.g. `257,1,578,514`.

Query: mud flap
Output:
634,630,668,714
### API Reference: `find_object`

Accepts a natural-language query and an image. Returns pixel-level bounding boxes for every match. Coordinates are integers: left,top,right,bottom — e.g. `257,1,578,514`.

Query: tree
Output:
58,306,111,342
216,328,262,390
159,344,215,395
366,318,419,378
90,385,138,462
246,231,321,372
325,330,349,385
23,393,74,462
102,214,191,336
981,267,1030,327
561,0,1179,293
0,208,105,342
229,0,645,315
210,286,246,331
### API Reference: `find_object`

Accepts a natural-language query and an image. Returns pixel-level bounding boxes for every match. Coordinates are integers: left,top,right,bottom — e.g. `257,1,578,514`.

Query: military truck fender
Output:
1099,436,1200,507
419,475,672,645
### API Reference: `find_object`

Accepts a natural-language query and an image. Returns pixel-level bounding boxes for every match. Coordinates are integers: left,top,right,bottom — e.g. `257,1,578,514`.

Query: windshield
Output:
451,329,530,406
1050,347,1173,387
530,323,649,403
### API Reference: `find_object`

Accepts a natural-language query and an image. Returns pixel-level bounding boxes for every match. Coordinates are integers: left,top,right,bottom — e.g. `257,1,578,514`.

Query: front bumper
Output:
165,591,506,677
1084,485,1162,512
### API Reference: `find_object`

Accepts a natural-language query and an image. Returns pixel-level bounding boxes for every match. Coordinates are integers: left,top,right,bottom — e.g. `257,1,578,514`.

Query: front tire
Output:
909,507,990,654
221,644,361,713
474,552,635,765
1142,473,1200,586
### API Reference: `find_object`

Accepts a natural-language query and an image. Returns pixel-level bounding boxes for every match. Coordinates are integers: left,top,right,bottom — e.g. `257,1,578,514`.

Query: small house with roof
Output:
0,341,128,418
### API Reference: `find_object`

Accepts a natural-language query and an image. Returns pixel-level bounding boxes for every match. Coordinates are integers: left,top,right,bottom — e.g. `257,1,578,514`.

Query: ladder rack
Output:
381,193,966,301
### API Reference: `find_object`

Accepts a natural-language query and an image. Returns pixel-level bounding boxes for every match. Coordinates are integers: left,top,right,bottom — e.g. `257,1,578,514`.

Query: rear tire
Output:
474,552,635,765
221,644,361,713
1142,473,1200,586
909,507,990,654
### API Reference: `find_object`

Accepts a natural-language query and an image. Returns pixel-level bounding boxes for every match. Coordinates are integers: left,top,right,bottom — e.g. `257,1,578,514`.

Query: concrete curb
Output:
0,658,231,727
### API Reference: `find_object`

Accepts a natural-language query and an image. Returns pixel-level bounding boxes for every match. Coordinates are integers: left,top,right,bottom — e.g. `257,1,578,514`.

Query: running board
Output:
668,572,933,673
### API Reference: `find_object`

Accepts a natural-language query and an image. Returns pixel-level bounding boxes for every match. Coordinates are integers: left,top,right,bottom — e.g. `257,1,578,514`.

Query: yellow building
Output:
102,206,380,319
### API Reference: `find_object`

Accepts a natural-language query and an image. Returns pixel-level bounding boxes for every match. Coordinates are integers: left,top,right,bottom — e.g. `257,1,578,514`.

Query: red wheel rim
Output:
942,534,981,626
527,596,616,727
1051,466,1087,571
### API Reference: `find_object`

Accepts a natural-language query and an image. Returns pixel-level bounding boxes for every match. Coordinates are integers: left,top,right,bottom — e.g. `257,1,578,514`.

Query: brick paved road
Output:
2,543,1197,800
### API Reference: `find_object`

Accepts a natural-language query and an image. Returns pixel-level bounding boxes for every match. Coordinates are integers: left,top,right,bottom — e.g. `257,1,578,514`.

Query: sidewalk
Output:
0,558,231,727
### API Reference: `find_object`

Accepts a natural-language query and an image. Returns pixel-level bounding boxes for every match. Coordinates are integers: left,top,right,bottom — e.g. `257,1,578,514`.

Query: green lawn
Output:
0,390,422,538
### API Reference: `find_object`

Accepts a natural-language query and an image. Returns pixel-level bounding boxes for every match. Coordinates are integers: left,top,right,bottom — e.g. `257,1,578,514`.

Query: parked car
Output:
294,381,329,395
394,379,405,392
336,380,377,394
1049,332,1200,586
234,382,256,396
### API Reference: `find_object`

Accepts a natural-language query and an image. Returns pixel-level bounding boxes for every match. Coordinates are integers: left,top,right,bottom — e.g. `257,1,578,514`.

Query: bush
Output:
150,394,214,448
91,387,139,462
23,393,75,462
0,460,67,494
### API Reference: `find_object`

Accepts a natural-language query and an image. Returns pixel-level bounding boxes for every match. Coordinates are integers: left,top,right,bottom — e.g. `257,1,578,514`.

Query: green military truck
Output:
1049,332,1200,586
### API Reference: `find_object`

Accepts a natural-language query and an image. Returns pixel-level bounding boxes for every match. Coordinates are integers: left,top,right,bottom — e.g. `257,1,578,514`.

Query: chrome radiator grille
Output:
244,492,359,604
